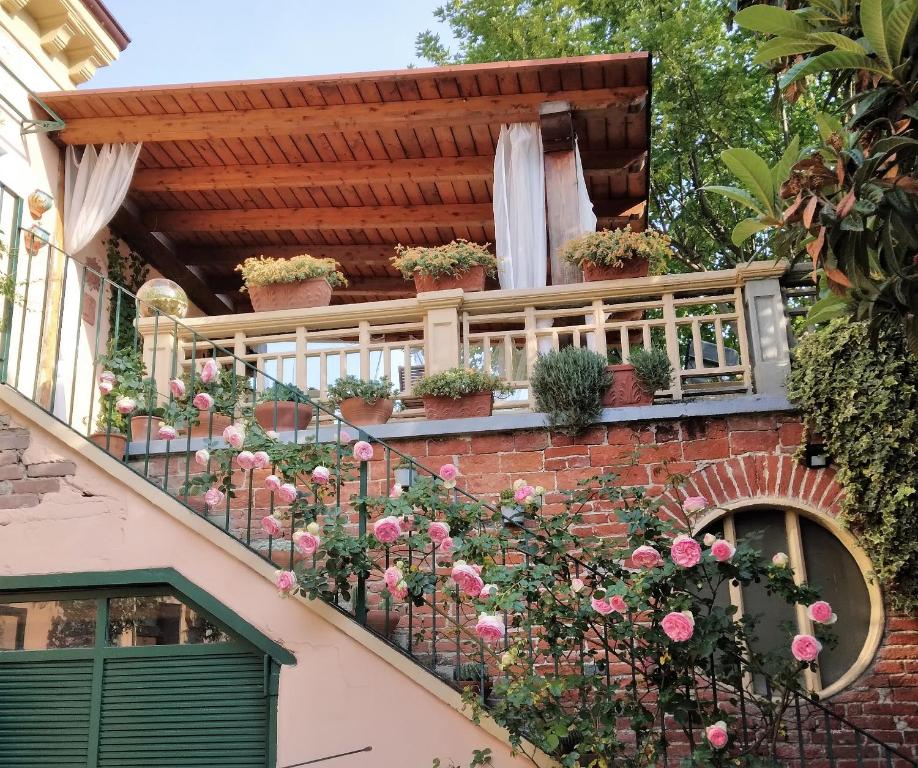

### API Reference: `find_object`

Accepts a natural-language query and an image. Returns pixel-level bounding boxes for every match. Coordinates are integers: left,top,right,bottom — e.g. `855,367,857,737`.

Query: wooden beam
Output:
594,199,646,219
143,204,494,233
581,149,647,174
56,87,647,144
132,156,494,193
181,244,400,267
110,203,234,316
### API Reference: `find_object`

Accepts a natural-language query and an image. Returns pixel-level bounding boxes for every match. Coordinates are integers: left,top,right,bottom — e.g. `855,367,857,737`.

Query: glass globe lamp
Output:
136,278,189,318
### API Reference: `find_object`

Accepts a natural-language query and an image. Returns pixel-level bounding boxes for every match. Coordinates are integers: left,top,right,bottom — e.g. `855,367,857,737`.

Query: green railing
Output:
0,219,914,768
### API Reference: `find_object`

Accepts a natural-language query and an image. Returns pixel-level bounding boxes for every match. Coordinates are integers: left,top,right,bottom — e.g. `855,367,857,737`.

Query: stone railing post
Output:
139,321,183,404
417,289,463,375
743,276,791,397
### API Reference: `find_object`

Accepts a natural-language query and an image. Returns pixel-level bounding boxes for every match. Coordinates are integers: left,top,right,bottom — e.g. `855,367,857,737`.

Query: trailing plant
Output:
705,0,918,350
413,367,511,399
326,375,397,407
530,346,611,435
628,347,674,394
391,240,497,279
559,228,672,274
787,316,917,610
235,255,347,290
259,381,312,404
94,343,150,435
105,235,148,351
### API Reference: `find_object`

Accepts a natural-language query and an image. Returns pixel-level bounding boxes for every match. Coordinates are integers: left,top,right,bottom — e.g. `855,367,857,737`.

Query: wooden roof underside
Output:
40,54,651,314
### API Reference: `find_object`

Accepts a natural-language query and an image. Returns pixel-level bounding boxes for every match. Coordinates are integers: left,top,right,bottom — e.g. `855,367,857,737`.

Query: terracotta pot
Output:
414,265,486,293
190,412,233,438
247,278,332,312
582,257,650,282
89,432,127,459
602,364,654,407
339,397,394,426
457,678,493,700
254,400,313,431
422,391,493,420
365,608,401,637
129,415,160,442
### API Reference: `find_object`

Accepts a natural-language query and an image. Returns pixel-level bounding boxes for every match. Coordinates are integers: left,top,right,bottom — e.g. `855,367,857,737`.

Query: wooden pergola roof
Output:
40,53,651,314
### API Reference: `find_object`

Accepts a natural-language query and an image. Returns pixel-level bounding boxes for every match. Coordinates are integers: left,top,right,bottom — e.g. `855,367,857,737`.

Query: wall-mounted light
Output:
27,190,53,221
23,225,49,257
803,432,831,468
394,464,415,489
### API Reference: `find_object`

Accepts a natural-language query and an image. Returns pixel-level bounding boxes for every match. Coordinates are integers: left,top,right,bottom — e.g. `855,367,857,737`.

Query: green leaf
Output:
885,0,918,66
815,112,844,142
779,51,888,88
732,218,771,245
700,185,764,214
806,291,851,325
772,136,801,187
805,31,869,53
735,5,811,36
720,148,776,214
860,0,891,67
753,37,820,64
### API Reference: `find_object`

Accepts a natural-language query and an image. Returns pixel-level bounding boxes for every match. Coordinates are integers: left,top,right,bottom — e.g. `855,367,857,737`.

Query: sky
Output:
84,0,456,89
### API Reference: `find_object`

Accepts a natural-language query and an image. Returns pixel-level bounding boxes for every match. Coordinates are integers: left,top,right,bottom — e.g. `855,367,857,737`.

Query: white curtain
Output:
493,123,546,291
64,143,141,254
574,138,597,235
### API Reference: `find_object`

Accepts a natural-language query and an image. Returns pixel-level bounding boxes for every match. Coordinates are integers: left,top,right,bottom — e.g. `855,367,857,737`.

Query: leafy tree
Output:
416,0,822,271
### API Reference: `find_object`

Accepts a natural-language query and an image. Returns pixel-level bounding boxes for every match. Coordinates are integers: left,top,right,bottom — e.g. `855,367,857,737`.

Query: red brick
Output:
499,452,543,473
727,414,777,431
730,430,780,454
556,467,601,490
27,460,77,477
681,418,727,441
514,431,549,451
544,445,588,459
590,444,640,466
465,474,512,494
0,494,39,508
457,453,500,475
389,438,429,458
0,464,24,480
649,462,695,484
0,450,19,466
607,426,652,445
572,426,607,445
683,438,729,461
638,442,683,463
610,464,650,486
426,437,470,455
469,433,514,453
545,455,590,471
10,477,59,494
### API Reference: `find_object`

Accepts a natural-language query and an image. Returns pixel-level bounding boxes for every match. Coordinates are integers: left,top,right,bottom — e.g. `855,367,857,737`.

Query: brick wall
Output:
0,413,76,508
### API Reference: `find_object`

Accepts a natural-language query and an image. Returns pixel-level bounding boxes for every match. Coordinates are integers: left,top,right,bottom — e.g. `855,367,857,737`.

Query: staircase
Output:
0,231,914,768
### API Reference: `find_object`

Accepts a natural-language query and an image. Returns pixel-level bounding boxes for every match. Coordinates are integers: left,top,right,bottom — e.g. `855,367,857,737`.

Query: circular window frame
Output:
693,496,884,699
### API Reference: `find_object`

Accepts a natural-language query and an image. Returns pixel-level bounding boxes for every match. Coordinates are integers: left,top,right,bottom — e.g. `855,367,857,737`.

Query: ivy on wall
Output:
104,233,148,351
788,317,917,611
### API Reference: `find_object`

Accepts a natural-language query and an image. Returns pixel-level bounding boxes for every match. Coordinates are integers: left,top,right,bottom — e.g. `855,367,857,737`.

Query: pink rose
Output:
353,440,374,462
169,378,186,398
293,530,320,555
429,521,451,545
373,515,402,544
200,358,219,384
475,613,505,644
514,485,535,503
389,483,403,498
311,465,330,485
275,569,296,595
451,561,484,597
706,721,728,750
711,539,736,562
392,581,409,600
338,430,353,444
384,565,402,590
223,424,245,450
571,577,585,593
265,474,282,491
608,594,628,613
439,536,454,557
671,535,702,568
98,380,113,395
479,583,498,599
252,451,271,469
203,488,224,508
99,370,116,383
772,552,789,567
591,596,614,615
194,448,210,466
236,450,256,471
683,495,708,513
115,396,136,414
439,463,459,481
157,424,178,441
193,392,214,411
806,601,836,625
265,430,280,440
632,545,663,568
791,633,822,662
277,483,298,504
261,515,282,537
703,532,717,547
661,610,695,642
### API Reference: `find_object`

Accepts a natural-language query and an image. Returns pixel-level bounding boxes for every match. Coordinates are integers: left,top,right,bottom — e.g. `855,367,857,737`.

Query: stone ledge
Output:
127,395,795,456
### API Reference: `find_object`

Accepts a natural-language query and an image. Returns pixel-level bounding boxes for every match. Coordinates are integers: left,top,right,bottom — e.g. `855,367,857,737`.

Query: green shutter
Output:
97,651,269,767
0,657,94,766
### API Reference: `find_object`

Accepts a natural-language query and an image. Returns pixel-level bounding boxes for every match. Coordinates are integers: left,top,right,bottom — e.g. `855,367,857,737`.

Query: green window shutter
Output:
0,657,94,766
97,651,269,767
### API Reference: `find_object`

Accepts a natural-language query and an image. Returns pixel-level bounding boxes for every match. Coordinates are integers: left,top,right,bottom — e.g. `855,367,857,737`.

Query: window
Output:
108,594,231,646
700,506,881,696
0,598,96,650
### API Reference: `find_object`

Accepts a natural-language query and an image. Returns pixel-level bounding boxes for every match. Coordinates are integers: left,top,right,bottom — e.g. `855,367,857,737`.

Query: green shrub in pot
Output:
628,347,674,395
530,347,611,435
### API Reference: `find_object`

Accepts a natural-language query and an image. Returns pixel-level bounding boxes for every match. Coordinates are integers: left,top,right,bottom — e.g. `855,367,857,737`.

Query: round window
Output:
699,506,882,696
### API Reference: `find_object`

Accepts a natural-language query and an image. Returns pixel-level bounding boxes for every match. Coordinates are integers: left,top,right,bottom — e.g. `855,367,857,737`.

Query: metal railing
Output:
0,223,912,767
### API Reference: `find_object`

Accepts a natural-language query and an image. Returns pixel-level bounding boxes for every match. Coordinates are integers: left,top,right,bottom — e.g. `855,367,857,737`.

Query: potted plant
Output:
89,428,128,460
236,254,348,312
453,662,492,699
187,365,244,437
391,240,497,293
560,227,672,282
93,345,148,453
498,479,544,525
603,347,673,407
413,368,511,420
254,382,314,431
327,375,398,425
531,347,611,435
365,605,402,638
